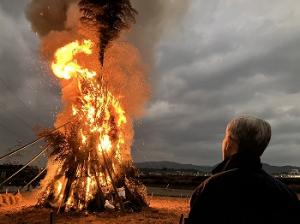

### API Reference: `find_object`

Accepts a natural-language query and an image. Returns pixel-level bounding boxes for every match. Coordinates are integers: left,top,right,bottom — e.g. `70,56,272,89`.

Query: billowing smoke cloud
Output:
129,0,190,68
26,0,190,68
26,0,77,37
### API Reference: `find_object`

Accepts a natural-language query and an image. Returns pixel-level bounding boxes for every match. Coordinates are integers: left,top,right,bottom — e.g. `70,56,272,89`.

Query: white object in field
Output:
117,187,126,199
104,200,115,210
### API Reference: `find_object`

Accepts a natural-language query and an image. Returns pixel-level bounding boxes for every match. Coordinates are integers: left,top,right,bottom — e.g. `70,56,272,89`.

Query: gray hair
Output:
227,116,272,156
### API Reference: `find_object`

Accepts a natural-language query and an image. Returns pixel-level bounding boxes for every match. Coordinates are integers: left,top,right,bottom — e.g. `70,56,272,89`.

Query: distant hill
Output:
135,161,212,173
262,164,300,174
135,161,300,175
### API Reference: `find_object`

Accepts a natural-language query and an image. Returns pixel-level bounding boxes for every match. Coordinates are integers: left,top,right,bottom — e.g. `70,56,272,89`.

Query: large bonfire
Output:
35,0,148,213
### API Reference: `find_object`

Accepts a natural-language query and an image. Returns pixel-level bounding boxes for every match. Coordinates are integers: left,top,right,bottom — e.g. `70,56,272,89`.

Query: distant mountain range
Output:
135,161,300,175
135,161,212,172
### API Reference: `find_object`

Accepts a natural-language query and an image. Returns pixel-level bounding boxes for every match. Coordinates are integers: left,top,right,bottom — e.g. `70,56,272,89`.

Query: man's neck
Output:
213,152,262,174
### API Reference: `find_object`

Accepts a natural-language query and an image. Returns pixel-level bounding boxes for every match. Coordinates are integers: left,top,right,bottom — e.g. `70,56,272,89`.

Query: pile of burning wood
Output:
34,0,148,213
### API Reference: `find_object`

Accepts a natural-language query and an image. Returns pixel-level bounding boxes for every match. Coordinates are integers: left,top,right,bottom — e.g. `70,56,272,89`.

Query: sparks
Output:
42,39,134,211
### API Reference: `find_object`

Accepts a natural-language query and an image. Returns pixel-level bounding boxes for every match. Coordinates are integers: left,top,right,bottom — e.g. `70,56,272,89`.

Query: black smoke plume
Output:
79,0,137,66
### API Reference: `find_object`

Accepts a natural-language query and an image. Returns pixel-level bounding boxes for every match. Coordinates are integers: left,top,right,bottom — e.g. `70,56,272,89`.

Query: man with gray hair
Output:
187,116,299,223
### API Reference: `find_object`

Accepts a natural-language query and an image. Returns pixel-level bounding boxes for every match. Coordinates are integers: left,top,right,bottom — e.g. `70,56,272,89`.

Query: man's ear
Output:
228,138,239,156
225,138,238,158
223,138,230,160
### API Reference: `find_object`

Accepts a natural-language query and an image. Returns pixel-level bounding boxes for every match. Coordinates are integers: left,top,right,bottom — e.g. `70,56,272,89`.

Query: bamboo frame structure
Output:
0,145,49,187
0,121,73,162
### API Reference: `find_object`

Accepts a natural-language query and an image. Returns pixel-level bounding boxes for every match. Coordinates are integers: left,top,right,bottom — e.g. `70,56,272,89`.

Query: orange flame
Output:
51,40,96,80
50,39,128,209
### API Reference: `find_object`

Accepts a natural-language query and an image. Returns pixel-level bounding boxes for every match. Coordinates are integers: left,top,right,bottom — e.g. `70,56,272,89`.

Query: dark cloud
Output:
133,0,300,166
1,0,300,167
129,0,190,73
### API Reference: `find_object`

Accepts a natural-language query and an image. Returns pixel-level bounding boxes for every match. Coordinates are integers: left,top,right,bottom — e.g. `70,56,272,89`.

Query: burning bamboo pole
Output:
79,0,137,66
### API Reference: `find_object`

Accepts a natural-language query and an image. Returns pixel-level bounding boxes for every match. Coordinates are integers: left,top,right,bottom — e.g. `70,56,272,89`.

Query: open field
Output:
0,193,189,224
0,187,299,224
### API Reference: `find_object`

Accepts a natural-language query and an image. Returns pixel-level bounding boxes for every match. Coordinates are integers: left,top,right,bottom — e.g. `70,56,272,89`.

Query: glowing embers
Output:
39,39,136,212
99,135,112,152
51,38,127,161
51,40,96,80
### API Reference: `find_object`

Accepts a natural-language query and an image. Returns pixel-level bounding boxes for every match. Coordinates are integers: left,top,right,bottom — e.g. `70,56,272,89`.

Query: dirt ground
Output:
0,194,190,224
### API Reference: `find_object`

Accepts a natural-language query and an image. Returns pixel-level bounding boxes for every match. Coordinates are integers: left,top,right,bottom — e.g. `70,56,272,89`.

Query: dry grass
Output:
0,196,189,224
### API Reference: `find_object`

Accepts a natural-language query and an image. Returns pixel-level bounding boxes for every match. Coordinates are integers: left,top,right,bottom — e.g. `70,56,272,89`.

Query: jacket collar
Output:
212,152,262,175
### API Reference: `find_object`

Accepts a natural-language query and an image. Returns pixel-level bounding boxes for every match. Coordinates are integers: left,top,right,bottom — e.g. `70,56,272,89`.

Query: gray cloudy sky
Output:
1,1,300,166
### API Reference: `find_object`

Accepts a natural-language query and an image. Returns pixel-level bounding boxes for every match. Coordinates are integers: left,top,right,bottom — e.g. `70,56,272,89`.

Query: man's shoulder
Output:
201,168,285,188
193,168,240,194
195,168,298,200
190,169,241,208
203,168,241,185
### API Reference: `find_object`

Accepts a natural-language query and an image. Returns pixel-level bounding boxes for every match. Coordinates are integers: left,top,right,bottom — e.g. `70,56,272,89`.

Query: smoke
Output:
128,0,190,68
26,0,189,68
25,0,77,37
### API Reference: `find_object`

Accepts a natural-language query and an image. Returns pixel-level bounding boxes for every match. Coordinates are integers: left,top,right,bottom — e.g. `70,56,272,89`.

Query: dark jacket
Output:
188,153,300,224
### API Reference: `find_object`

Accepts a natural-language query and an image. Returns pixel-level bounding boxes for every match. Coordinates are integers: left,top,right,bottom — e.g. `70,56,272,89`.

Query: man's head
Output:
222,116,272,160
